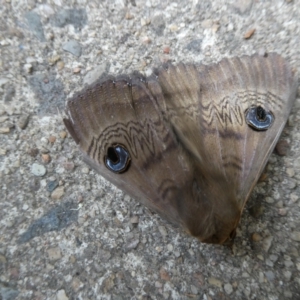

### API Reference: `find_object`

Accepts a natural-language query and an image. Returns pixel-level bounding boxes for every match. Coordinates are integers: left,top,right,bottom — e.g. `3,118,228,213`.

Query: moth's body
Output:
64,53,297,244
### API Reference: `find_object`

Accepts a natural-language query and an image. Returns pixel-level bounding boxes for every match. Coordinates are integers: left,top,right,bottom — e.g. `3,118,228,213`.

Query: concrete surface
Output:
0,0,300,299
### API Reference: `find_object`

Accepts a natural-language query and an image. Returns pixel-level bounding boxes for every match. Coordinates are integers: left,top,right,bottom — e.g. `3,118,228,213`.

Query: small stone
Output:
141,36,152,44
224,283,233,295
278,208,287,216
158,226,167,237
59,131,67,139
62,40,82,57
290,193,298,203
24,11,46,42
130,216,139,224
57,61,65,70
51,186,64,200
190,285,198,295
29,178,41,191
163,46,170,54
0,254,7,264
290,231,300,242
0,127,10,133
0,115,8,123
168,24,178,32
283,271,292,281
83,63,109,86
251,232,262,242
265,270,275,281
40,154,50,164
56,289,69,300
262,235,273,252
126,239,139,250
49,135,56,143
208,277,222,288
47,180,59,192
73,67,81,74
160,268,170,281
125,11,134,20
47,247,62,261
82,167,89,174
286,168,295,177
232,0,253,14
24,63,33,73
244,28,255,39
31,163,46,176
167,244,173,251
63,161,75,171
48,55,61,66
275,140,289,156
0,148,7,155
18,114,30,129
29,148,39,157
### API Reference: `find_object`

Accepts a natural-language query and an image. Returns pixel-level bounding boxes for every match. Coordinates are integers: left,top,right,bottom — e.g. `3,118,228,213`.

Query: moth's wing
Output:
155,53,297,241
64,74,195,226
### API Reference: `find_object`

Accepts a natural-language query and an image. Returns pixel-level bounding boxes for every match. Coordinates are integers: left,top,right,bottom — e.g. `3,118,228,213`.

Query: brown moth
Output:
63,53,297,244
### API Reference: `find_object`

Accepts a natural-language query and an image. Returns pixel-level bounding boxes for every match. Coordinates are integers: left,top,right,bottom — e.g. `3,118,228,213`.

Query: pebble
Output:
62,40,82,57
24,11,46,42
17,114,30,129
130,216,139,224
167,244,173,251
83,63,109,85
49,135,56,143
126,239,139,250
244,28,255,39
31,163,46,176
208,277,222,288
262,235,273,252
47,247,62,261
56,289,69,300
265,270,275,281
290,231,300,242
158,226,168,237
63,161,75,171
275,140,289,156
286,167,295,177
57,60,65,70
151,15,166,36
59,131,67,139
224,283,233,295
48,55,61,66
284,270,292,281
82,167,89,174
42,153,51,164
47,180,59,192
159,268,170,281
0,116,8,123
251,232,262,242
0,148,6,155
0,254,7,264
51,186,64,200
232,0,253,14
0,127,10,133
190,285,198,295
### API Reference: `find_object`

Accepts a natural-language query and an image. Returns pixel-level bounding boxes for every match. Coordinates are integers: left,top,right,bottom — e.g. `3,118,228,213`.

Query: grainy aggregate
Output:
0,1,300,299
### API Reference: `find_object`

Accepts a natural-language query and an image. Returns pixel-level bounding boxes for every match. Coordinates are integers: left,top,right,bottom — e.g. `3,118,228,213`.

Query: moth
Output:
64,53,297,244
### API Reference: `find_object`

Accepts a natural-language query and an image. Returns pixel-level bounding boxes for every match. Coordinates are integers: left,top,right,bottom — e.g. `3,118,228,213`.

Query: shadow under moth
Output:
63,53,298,244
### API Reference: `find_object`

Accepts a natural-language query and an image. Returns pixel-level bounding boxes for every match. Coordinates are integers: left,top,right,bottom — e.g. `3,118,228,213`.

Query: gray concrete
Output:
0,0,299,299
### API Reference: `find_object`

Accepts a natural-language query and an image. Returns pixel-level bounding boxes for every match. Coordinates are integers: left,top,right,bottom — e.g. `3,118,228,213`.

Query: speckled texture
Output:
0,1,299,299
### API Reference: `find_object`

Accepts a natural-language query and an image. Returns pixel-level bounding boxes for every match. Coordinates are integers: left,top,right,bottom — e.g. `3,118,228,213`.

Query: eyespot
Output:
245,106,274,131
104,144,131,173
